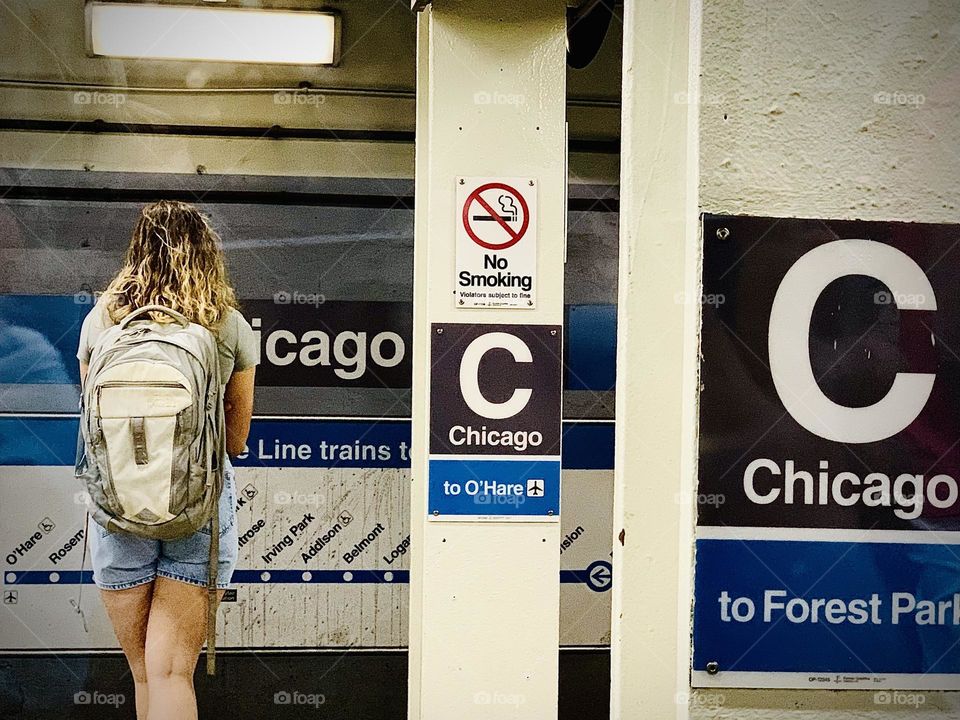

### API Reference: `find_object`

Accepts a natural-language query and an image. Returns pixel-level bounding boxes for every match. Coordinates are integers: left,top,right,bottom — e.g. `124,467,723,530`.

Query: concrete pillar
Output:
408,2,567,719
610,0,700,718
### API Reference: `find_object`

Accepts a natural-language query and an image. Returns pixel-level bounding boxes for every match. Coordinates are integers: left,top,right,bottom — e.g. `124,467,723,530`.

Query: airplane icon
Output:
526,479,545,497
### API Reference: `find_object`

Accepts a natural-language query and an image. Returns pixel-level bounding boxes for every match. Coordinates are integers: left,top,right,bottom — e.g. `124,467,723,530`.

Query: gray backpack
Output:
76,304,225,672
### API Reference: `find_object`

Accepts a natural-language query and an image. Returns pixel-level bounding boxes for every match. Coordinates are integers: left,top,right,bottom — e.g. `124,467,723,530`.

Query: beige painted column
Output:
408,2,568,719
610,0,701,718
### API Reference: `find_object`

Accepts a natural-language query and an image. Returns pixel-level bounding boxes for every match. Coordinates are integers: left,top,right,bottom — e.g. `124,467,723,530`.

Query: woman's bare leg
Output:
99,583,153,719
143,576,222,720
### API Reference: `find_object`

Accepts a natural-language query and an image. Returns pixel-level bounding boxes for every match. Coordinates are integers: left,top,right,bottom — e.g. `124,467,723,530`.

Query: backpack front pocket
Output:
97,379,192,525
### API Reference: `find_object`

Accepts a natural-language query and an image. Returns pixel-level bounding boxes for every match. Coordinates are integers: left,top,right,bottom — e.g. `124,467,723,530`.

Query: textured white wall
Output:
695,0,960,717
700,0,959,224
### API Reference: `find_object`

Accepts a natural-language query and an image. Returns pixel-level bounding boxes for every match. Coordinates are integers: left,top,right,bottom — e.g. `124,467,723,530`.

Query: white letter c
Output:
768,239,935,443
459,332,533,420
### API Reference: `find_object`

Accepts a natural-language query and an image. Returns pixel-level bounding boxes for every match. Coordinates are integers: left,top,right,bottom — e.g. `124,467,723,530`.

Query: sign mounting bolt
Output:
716,227,730,240
706,661,719,675
432,510,440,516
458,178,465,185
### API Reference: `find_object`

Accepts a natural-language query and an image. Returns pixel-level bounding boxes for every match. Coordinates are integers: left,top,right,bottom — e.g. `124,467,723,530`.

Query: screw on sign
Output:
462,183,530,250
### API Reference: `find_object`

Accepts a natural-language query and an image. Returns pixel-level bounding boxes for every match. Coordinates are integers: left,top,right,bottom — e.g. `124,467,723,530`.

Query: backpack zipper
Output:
95,381,188,409
97,381,186,388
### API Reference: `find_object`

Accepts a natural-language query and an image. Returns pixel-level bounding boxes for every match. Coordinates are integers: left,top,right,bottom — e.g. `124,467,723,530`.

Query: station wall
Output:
0,171,619,655
694,0,960,717
0,3,623,712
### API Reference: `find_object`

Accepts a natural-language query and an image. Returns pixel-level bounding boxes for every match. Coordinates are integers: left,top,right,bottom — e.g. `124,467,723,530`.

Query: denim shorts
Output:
89,466,239,591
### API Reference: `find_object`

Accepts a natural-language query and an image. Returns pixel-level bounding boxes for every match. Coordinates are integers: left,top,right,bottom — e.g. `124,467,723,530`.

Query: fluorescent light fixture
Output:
86,2,340,65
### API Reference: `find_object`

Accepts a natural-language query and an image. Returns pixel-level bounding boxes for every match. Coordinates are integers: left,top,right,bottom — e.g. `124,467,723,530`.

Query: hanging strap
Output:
206,411,221,676
206,506,219,675
70,512,90,633
206,361,227,676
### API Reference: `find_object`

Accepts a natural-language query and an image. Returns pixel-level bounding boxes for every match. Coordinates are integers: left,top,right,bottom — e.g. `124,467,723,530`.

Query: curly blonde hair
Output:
104,201,238,331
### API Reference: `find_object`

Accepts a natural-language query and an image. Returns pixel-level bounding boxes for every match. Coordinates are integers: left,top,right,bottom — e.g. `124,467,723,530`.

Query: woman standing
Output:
77,201,257,720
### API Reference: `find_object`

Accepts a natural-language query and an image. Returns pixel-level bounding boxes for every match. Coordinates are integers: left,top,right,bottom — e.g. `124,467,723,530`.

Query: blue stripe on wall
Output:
0,295,88,385
0,417,615,469
0,295,617,391
6,568,606,588
565,304,617,391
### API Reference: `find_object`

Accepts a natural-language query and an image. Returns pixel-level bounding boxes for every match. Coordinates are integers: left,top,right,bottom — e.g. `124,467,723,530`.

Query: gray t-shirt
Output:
77,300,259,381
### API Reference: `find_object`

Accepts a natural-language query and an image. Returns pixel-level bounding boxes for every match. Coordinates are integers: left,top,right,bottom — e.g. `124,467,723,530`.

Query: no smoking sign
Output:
455,177,538,309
